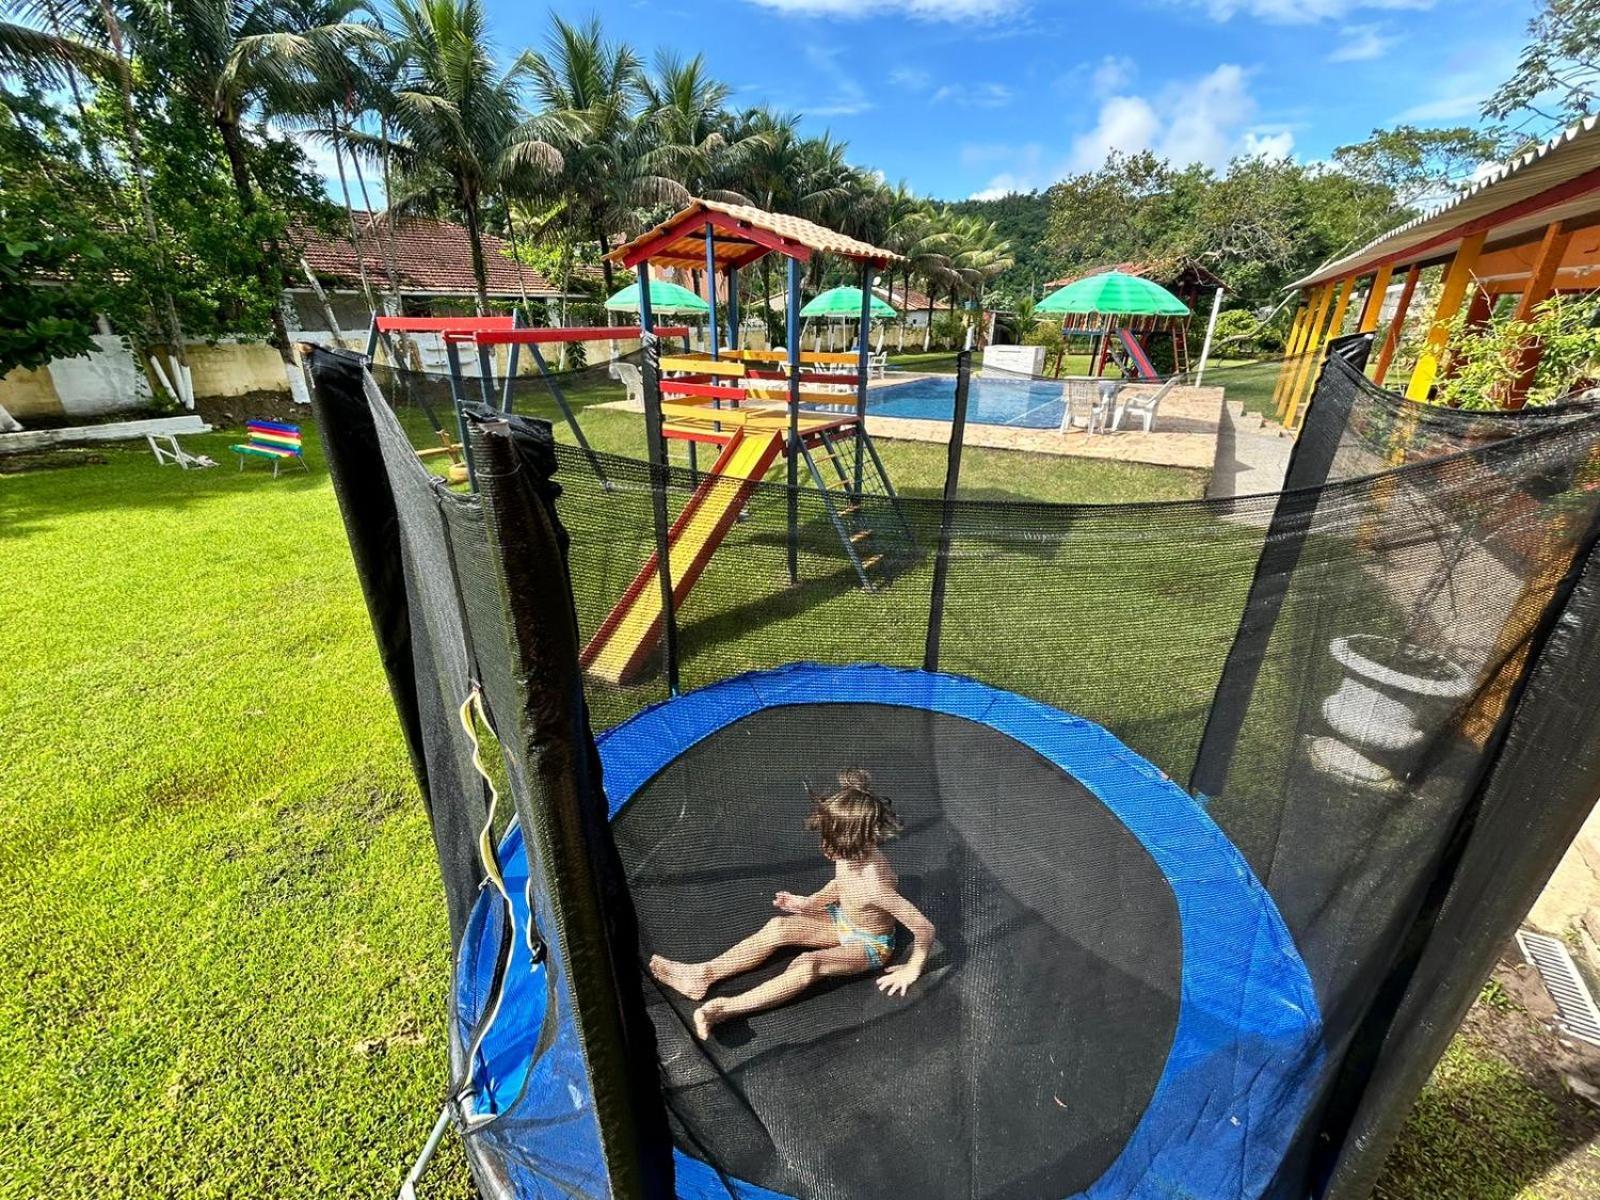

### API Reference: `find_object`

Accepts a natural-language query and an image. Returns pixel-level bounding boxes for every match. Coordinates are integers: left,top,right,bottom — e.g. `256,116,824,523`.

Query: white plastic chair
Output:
868,352,889,380
146,433,216,469
1059,377,1117,435
609,361,645,407
1111,377,1180,433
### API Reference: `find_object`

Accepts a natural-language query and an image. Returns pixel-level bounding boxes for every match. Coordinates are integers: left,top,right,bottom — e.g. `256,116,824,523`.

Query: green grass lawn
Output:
0,380,1588,1198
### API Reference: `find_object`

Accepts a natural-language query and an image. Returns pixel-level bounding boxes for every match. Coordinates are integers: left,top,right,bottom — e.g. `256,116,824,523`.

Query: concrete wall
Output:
0,334,153,420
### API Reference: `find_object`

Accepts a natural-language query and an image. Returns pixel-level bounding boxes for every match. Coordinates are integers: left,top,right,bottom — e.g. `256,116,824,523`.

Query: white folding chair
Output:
146,433,216,469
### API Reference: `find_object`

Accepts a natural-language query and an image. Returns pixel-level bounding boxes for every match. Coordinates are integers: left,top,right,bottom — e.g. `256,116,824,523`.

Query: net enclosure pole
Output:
442,338,477,488
637,265,681,694
1188,331,1373,800
501,309,521,412
704,228,720,361
726,268,740,351
1195,286,1224,385
524,340,610,489
855,258,873,496
786,255,802,585
924,338,974,673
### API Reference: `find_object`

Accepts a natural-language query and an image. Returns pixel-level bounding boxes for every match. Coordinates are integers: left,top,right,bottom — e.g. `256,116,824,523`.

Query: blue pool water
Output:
861,374,1066,428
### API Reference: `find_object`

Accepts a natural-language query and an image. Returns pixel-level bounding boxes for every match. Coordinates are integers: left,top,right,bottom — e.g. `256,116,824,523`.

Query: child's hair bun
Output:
838,767,874,793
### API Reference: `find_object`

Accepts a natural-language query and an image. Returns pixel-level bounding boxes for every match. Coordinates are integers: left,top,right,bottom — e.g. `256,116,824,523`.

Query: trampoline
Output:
457,664,1323,1200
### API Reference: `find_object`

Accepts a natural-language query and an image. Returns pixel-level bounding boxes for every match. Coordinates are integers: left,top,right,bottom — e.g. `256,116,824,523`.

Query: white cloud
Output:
744,0,1014,20
1069,63,1268,171
1327,23,1396,61
1196,0,1430,23
799,45,874,116
1242,128,1296,160
1090,55,1137,96
966,63,1294,196
889,66,932,91
931,81,1014,108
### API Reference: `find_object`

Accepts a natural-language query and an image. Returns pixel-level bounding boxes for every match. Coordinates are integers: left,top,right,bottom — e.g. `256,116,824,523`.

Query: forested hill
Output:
947,192,1066,303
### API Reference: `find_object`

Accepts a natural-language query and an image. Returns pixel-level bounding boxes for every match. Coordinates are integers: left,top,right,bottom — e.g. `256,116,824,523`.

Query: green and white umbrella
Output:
1036,272,1190,317
800,285,897,319
604,279,710,315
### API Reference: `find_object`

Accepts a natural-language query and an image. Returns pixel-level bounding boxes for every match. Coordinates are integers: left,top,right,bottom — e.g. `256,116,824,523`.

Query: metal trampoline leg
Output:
396,1104,452,1200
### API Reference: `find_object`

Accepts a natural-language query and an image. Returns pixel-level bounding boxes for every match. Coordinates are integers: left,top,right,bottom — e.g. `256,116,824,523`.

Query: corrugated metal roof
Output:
1290,114,1600,291
607,198,902,270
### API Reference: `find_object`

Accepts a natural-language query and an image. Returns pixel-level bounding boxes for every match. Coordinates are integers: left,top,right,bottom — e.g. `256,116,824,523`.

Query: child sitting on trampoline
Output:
650,768,936,1040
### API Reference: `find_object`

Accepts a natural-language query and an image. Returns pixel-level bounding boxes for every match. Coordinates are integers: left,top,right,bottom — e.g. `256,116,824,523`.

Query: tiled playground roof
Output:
607,198,903,271
1291,114,1600,290
293,214,561,298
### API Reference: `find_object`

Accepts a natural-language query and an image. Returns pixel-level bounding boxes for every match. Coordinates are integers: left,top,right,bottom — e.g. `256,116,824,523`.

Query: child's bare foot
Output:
692,999,727,1040
649,955,711,1000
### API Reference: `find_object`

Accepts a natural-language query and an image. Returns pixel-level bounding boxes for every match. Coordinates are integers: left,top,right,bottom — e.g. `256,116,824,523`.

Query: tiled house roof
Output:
293,214,560,298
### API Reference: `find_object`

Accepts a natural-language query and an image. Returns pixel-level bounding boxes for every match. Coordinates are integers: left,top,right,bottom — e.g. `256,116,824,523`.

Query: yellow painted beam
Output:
1270,303,1310,413
1405,230,1487,401
661,356,745,376
1285,276,1358,427
1279,283,1333,421
1357,264,1393,334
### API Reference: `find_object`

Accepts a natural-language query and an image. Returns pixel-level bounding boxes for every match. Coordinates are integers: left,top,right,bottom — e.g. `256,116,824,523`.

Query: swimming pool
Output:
861,373,1067,428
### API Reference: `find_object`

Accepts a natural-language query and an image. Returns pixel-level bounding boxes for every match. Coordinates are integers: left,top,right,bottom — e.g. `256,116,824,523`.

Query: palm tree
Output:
513,15,685,295
382,0,552,311
643,51,764,203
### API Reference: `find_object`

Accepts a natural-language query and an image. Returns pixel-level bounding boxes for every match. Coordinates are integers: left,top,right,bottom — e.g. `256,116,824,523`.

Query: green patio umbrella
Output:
1036,272,1190,317
604,279,709,315
800,285,897,319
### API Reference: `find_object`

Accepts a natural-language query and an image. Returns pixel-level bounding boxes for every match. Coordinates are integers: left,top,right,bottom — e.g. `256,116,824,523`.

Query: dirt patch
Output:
195,390,311,432
0,447,112,475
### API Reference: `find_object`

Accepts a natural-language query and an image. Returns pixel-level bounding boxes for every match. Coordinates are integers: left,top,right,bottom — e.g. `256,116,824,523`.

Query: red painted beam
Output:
661,380,747,401
745,369,862,386
470,325,690,345
375,316,515,333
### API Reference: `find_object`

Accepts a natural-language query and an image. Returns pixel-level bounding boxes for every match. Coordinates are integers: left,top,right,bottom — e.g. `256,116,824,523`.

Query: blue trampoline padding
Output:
458,663,1326,1200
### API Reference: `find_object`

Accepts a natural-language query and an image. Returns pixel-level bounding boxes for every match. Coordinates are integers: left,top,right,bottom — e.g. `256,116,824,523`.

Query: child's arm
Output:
774,879,839,915
874,889,935,997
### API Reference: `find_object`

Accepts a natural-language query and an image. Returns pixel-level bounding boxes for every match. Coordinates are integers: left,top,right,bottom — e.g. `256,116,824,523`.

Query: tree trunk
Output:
301,255,344,339
462,190,491,315
0,399,22,433
329,114,377,320
217,115,293,362
924,284,934,352
596,229,615,325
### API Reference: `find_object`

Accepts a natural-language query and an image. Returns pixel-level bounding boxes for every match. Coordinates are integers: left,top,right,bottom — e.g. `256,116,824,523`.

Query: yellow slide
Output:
581,428,786,684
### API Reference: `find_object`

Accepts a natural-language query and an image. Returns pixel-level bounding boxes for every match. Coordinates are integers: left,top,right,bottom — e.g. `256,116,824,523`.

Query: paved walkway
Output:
1206,400,1294,503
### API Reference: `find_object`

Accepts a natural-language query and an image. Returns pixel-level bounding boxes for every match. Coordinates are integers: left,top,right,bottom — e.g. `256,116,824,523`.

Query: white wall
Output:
48,334,152,416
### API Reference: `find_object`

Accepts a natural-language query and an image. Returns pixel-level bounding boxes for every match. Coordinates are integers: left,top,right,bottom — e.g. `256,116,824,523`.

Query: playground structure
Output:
579,199,914,686
1037,271,1195,381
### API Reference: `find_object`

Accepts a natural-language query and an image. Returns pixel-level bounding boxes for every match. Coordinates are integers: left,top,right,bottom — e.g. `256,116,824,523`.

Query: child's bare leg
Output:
694,943,871,1038
651,916,834,1000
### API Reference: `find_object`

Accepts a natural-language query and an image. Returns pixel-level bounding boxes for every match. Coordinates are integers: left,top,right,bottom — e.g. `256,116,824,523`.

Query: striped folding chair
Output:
230,420,308,477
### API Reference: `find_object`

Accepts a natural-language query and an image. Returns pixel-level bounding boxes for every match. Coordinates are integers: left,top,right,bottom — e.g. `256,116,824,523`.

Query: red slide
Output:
1117,329,1160,380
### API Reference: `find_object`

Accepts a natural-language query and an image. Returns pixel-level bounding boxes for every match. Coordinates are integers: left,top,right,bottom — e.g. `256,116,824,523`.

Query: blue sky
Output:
494,0,1535,200
299,0,1539,204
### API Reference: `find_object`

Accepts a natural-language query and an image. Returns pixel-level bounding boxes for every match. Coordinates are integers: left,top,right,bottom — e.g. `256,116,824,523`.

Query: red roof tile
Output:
293,213,559,298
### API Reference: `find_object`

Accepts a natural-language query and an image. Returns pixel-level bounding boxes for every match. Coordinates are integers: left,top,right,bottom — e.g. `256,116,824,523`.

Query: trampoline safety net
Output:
308,342,1600,1200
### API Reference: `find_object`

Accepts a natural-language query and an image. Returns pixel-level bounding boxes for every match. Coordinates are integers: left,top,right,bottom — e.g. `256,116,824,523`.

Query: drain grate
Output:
1516,929,1600,1047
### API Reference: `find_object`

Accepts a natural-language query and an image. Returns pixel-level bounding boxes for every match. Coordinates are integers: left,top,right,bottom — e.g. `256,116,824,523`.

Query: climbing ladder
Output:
799,426,916,590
